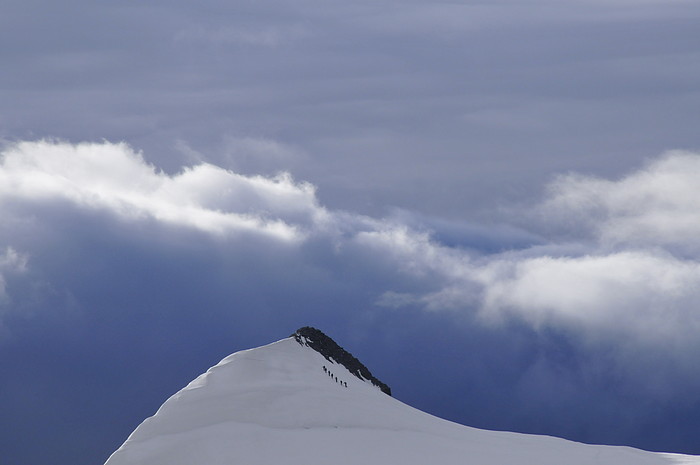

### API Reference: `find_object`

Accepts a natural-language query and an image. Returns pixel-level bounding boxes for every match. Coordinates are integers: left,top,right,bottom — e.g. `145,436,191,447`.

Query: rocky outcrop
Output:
292,326,392,396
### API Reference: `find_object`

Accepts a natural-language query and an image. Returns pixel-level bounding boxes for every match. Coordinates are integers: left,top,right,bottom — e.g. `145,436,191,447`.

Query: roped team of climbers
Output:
322,365,348,387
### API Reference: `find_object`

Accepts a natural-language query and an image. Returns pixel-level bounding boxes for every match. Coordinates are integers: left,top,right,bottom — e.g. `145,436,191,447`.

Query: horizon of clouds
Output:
3,140,700,354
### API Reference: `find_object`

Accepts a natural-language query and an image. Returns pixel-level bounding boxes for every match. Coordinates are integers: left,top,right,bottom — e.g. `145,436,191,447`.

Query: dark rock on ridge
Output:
292,326,392,396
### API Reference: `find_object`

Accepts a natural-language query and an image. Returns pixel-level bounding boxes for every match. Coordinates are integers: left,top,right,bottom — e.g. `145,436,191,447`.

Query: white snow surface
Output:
105,337,700,465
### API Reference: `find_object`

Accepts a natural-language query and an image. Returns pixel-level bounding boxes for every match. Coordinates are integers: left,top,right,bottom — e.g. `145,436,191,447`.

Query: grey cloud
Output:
174,23,310,48
3,0,699,219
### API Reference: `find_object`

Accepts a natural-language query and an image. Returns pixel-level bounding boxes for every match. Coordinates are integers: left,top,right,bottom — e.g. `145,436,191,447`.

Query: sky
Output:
2,1,700,464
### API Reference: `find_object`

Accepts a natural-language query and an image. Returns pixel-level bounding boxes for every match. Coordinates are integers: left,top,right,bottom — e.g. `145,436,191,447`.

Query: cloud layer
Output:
4,0,700,221
4,140,700,348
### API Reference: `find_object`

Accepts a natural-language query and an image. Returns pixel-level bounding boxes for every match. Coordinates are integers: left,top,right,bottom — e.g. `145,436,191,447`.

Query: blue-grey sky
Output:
2,1,700,464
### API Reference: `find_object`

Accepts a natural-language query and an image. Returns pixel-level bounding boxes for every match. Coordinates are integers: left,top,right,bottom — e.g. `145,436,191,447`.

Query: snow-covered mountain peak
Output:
104,332,700,465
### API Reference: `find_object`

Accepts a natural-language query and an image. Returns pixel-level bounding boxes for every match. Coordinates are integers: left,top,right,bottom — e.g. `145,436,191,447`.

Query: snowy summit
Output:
105,328,700,465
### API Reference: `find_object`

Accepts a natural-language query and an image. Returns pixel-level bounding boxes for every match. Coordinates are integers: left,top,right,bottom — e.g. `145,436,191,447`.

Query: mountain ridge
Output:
292,326,391,395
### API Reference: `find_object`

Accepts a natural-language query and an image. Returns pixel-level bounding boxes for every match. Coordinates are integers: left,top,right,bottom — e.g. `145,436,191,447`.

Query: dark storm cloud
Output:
2,141,700,464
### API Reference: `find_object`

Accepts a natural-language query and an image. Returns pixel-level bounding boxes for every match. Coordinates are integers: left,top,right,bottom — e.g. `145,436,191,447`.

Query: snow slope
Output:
104,337,700,465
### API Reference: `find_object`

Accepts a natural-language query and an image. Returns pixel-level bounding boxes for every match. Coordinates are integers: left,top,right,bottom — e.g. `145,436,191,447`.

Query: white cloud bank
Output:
366,151,700,348
2,140,700,350
541,151,700,254
0,140,327,241
477,252,700,340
